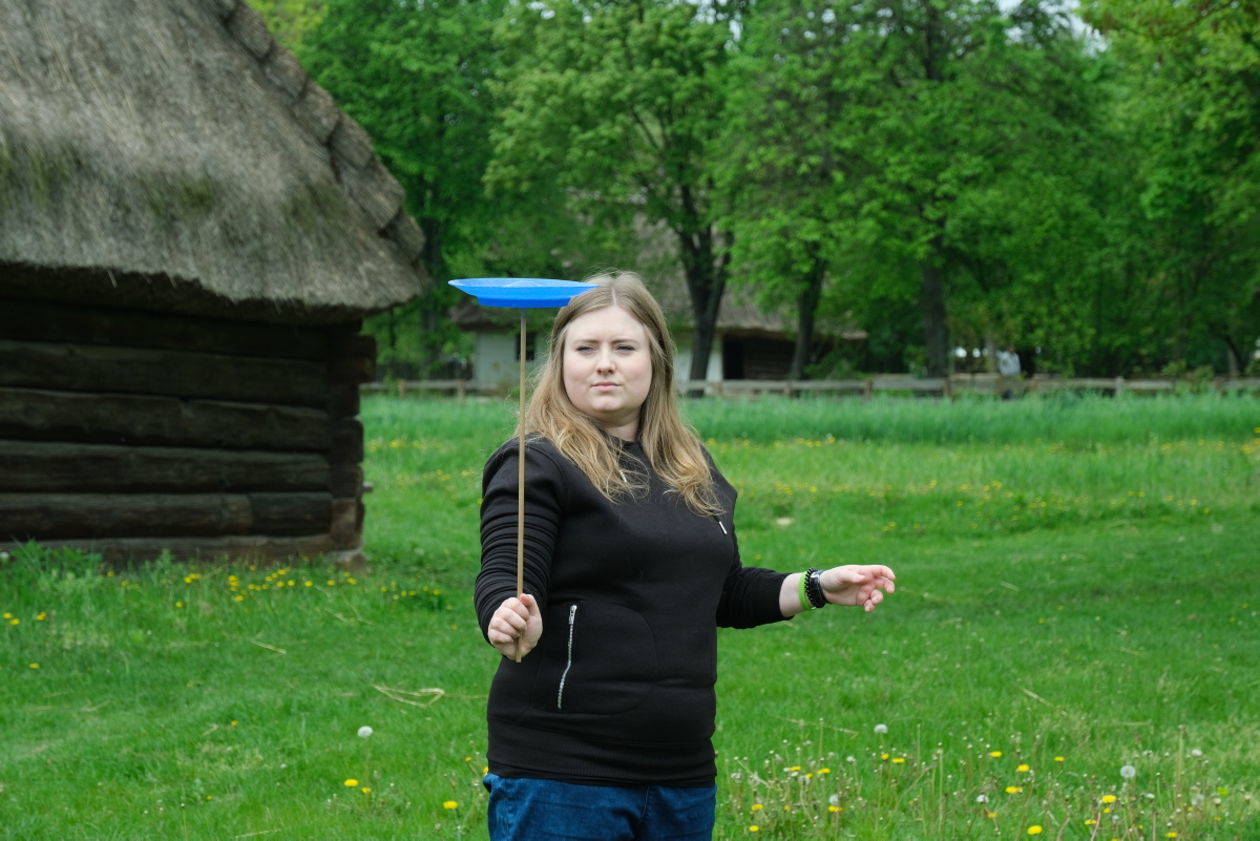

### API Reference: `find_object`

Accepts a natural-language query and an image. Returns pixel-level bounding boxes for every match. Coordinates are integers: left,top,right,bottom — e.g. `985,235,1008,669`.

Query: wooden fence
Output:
363,374,1260,399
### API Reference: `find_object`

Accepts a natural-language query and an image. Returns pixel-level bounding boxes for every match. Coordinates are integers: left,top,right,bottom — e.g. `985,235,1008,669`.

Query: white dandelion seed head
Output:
1191,794,1206,807
1190,748,1203,758
829,794,841,806
874,723,889,735
1120,765,1137,779
976,794,988,804
357,726,374,739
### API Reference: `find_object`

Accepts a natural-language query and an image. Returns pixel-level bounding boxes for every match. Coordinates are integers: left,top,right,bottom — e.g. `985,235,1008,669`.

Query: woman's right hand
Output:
486,594,543,660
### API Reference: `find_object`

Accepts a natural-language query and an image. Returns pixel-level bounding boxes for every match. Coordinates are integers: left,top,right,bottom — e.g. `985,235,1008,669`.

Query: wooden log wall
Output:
0,294,375,564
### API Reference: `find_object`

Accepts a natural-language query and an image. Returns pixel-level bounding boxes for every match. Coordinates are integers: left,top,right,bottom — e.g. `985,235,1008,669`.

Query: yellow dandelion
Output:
880,752,891,760
985,811,998,819
1085,819,1097,826
1054,756,1065,762
818,767,831,774
1017,764,1030,772
1028,826,1043,835
344,778,359,787
28,662,39,669
1005,786,1024,794
990,751,1003,758
1101,794,1117,804
35,612,47,621
750,804,763,812
7,618,17,626
443,801,458,810
748,827,760,833
892,757,906,764
361,787,372,794
828,805,842,813
1166,834,1178,839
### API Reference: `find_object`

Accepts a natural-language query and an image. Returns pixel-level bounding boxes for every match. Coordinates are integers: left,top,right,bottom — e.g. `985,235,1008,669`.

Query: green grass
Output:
3,394,1258,839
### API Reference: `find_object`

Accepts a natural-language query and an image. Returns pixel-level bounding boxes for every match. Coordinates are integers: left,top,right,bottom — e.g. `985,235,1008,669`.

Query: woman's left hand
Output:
820,565,896,612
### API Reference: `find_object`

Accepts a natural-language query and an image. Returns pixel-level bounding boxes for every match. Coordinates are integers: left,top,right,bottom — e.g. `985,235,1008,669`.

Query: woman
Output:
474,271,895,841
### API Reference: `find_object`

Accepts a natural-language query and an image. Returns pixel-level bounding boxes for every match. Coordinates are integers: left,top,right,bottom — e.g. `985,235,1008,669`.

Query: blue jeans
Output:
483,773,716,841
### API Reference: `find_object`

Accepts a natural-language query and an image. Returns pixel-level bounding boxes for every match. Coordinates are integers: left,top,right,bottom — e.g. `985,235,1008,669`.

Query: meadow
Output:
2,393,1258,840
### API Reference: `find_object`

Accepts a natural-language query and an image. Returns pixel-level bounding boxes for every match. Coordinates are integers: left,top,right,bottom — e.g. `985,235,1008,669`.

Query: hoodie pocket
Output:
531,599,658,716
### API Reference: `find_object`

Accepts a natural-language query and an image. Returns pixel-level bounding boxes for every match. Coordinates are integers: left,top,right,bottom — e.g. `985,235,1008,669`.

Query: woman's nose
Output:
595,347,615,371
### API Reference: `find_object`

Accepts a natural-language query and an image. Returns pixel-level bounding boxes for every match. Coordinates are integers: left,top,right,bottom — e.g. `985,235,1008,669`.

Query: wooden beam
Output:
0,387,331,450
0,440,330,493
0,298,329,359
0,340,327,407
0,492,331,540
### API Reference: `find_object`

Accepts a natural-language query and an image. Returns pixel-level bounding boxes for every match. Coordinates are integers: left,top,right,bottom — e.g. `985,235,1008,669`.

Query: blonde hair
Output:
521,270,721,517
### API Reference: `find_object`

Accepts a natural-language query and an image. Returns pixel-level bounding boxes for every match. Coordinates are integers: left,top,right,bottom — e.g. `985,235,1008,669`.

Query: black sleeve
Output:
714,523,791,628
473,439,566,642
706,451,791,629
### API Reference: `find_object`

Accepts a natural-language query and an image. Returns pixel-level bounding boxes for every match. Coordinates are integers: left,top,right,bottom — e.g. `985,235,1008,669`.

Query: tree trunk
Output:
419,214,447,377
921,241,950,378
789,254,825,381
678,223,729,395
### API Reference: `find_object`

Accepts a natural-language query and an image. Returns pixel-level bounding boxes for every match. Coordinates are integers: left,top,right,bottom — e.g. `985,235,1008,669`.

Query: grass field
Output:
3,394,1258,840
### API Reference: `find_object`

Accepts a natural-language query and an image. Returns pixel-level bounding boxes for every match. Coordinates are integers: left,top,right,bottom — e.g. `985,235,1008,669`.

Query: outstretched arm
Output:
779,565,896,618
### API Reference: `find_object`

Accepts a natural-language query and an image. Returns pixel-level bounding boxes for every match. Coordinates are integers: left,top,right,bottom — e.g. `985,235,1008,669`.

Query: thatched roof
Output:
0,0,427,324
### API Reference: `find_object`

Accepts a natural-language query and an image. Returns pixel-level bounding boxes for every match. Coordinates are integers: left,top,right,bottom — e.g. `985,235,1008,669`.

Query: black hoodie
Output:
474,436,789,786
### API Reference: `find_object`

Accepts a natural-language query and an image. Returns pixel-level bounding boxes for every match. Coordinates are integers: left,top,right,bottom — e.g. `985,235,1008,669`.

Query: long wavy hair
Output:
520,271,721,517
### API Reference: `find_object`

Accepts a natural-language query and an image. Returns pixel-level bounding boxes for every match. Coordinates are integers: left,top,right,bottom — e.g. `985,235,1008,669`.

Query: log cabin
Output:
0,1,428,565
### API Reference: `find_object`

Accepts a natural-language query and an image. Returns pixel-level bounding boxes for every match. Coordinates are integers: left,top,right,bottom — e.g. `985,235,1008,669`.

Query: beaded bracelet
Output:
803,567,827,610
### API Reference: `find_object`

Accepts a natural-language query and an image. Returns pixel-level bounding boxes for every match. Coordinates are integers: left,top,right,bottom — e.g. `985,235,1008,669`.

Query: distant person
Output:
997,345,1021,400
474,270,897,841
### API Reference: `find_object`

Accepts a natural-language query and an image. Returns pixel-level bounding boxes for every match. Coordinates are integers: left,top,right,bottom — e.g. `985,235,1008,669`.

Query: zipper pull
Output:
715,517,727,535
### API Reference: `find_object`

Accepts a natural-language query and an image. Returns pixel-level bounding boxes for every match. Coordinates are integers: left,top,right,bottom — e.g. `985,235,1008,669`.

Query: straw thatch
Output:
0,0,427,324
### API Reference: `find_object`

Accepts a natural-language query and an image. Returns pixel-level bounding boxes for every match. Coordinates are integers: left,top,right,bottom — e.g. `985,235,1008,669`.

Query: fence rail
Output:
363,375,1260,399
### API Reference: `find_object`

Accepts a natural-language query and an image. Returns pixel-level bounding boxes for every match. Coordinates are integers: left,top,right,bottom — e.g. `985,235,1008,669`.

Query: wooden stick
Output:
516,309,526,663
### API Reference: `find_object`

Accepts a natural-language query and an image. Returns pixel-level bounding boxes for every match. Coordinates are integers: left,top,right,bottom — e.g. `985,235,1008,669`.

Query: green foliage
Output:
487,0,739,379
243,0,1258,377
1080,0,1260,375
298,0,519,377
246,0,324,49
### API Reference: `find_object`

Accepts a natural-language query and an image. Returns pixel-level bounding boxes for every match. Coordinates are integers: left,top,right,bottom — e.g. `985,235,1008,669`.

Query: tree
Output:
300,0,509,377
721,1,1105,378
487,0,740,384
720,1,856,380
1083,0,1260,374
246,0,324,49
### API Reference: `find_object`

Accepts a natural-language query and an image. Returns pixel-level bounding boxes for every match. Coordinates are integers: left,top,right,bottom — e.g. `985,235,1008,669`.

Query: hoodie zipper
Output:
715,517,728,534
556,604,578,710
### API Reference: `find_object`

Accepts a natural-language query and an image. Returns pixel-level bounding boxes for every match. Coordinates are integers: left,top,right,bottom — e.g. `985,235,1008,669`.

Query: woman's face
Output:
562,305,653,440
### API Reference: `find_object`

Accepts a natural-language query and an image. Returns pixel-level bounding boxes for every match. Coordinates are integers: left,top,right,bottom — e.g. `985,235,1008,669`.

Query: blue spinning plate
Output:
449,278,599,308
